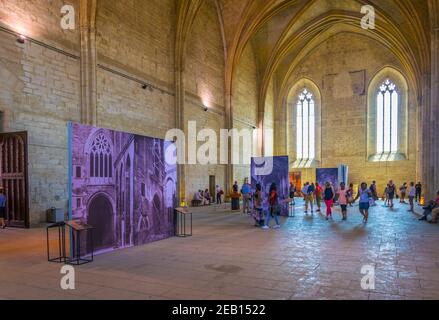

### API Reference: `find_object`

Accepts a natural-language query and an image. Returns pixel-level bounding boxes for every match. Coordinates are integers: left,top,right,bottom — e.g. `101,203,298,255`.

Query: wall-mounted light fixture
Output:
16,34,26,44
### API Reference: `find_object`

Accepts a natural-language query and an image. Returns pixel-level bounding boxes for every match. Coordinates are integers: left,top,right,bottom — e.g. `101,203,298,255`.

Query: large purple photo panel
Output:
316,168,339,192
251,156,289,216
70,123,177,255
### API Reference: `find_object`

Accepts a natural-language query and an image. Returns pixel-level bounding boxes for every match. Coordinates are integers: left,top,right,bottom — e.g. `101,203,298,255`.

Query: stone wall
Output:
232,42,259,186
0,0,81,225
281,33,417,194
183,0,227,200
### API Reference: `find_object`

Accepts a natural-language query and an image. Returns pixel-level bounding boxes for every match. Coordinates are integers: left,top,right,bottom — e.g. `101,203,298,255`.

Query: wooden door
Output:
209,176,215,200
0,132,29,228
289,172,302,194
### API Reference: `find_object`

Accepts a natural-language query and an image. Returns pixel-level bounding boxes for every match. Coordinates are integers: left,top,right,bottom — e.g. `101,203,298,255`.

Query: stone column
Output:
424,0,439,200
79,0,97,126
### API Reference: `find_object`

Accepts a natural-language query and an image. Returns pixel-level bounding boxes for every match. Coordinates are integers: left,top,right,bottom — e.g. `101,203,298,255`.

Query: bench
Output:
191,199,202,207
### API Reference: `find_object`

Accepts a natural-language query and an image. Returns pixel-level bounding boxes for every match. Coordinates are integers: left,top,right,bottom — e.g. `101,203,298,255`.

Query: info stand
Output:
66,220,95,265
174,207,192,237
46,222,67,263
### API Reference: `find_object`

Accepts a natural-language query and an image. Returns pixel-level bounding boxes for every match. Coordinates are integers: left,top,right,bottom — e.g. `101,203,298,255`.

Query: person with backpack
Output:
400,182,408,204
323,182,335,220
387,180,396,209
306,182,315,214
262,183,280,230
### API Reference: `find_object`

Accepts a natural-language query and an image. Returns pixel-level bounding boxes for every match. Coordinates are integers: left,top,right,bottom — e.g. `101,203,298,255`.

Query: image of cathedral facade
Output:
70,123,177,254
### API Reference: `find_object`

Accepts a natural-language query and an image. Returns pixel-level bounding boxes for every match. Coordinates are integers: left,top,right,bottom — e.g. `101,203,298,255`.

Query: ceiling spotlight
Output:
16,34,26,44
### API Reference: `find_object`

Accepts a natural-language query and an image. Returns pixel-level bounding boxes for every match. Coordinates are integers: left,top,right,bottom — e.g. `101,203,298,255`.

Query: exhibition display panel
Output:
68,123,177,256
251,156,290,216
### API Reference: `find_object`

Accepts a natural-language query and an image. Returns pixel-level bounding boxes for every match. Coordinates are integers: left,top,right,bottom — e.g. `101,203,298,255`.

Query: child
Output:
263,183,280,229
0,188,6,229
408,182,416,212
338,182,348,221
354,182,372,223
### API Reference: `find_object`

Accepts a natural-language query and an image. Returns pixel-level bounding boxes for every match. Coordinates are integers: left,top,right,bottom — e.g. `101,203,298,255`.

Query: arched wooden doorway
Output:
0,132,29,228
87,193,114,252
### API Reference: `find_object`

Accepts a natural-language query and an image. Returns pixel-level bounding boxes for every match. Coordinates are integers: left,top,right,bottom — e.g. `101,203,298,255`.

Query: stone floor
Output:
0,200,438,300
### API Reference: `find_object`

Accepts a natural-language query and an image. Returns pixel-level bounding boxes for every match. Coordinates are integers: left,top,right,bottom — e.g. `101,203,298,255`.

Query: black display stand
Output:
282,198,295,217
66,220,95,265
175,207,192,237
47,222,67,263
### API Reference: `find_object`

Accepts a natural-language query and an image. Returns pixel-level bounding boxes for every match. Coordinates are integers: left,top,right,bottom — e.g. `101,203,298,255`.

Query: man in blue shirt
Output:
241,178,252,214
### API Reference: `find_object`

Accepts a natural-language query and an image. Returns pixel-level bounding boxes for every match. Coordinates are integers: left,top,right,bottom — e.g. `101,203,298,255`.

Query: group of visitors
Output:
191,178,435,227
253,182,281,230
193,185,225,206
300,182,355,215
383,180,422,213
193,189,212,206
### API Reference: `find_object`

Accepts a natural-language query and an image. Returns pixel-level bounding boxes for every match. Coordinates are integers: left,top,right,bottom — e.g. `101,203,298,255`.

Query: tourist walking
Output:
384,184,389,206
0,188,6,229
347,183,354,207
400,182,407,204
338,182,348,221
216,185,222,204
262,183,280,230
387,180,396,208
415,182,422,203
289,182,296,206
355,182,372,223
241,178,252,214
315,182,323,213
323,182,335,220
408,182,416,212
370,181,378,206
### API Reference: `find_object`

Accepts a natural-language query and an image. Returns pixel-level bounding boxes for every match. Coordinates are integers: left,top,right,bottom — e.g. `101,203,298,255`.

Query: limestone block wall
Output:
282,33,417,194
0,0,81,225
232,43,259,185
182,0,227,200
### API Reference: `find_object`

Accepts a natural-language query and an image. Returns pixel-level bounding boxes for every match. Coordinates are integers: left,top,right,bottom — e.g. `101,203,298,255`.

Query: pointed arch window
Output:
376,79,398,154
296,88,315,160
89,132,113,178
